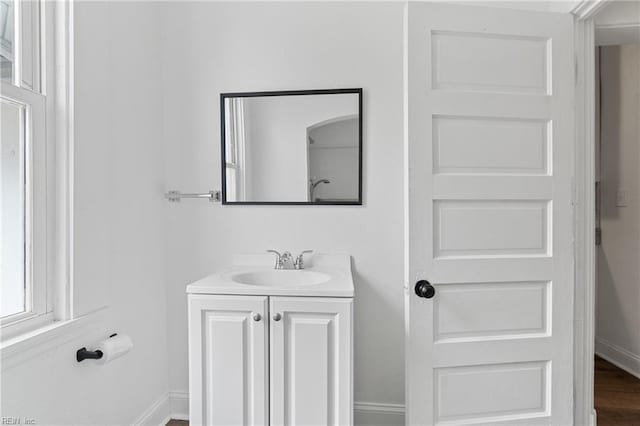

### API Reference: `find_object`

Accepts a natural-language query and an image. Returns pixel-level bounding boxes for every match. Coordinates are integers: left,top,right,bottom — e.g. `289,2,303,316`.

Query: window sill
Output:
1,308,108,370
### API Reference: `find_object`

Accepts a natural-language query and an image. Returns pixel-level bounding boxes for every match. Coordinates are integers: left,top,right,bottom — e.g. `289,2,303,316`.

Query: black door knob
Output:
415,280,435,299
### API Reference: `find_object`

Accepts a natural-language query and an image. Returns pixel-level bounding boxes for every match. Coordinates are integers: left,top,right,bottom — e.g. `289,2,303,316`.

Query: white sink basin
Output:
231,270,330,286
186,253,354,297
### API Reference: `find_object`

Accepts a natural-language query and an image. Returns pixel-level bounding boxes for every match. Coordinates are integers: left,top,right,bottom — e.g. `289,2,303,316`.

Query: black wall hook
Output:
76,347,103,362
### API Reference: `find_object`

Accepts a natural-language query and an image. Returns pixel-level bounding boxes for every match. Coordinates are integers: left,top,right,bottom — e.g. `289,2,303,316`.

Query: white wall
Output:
162,1,405,421
595,0,640,46
596,44,640,378
1,2,170,424
454,1,581,13
596,0,640,27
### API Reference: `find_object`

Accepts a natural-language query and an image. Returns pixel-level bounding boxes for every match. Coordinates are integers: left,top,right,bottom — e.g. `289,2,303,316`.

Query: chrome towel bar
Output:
165,190,221,203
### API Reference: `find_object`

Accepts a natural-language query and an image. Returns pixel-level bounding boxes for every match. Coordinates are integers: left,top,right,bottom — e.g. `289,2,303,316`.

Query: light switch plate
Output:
616,189,629,207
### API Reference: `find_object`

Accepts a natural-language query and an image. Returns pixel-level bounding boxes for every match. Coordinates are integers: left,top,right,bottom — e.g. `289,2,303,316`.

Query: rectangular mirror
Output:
221,88,362,205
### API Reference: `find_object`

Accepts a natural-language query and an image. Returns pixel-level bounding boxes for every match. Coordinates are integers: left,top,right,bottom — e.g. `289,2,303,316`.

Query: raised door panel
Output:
270,297,353,426
435,361,549,424
431,31,550,94
433,116,550,175
434,200,551,258
188,294,268,426
434,281,550,342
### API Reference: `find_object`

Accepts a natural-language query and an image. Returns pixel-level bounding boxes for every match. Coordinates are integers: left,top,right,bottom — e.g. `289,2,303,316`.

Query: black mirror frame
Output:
220,88,363,205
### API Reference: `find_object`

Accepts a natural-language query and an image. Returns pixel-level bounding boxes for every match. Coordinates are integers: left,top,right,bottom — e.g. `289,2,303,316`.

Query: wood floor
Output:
595,356,640,425
166,358,640,426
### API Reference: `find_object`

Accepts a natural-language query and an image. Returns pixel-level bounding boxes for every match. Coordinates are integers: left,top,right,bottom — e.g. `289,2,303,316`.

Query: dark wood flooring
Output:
595,356,640,425
166,420,188,426
166,357,640,426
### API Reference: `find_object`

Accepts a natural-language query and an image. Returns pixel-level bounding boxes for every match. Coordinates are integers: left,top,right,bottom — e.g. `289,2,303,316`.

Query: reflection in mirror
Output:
221,89,362,205
0,1,15,82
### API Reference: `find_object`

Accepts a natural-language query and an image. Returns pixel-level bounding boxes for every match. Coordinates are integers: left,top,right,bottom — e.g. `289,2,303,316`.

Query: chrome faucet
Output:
280,252,295,269
267,250,313,270
309,179,330,202
266,250,284,269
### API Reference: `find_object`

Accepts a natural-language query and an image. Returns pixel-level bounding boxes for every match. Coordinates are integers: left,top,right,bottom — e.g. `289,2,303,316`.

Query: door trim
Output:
571,2,610,426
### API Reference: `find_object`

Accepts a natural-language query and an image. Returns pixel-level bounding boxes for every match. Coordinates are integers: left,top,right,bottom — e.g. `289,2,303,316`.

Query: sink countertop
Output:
186,253,354,297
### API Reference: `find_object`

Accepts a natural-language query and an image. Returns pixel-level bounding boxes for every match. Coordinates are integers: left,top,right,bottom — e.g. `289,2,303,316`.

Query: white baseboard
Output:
354,401,405,426
168,391,189,421
595,337,640,379
133,392,172,426
137,391,406,425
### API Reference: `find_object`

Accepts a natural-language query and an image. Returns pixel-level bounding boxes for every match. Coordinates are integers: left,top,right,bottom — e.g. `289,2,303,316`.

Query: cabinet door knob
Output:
273,313,282,322
253,313,261,322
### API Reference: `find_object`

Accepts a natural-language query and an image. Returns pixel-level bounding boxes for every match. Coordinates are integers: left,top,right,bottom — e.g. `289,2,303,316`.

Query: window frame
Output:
0,68,48,331
0,0,67,340
1,0,42,91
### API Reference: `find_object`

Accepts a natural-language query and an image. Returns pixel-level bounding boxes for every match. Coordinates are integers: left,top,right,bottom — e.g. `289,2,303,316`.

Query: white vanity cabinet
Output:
269,297,353,426
188,294,269,426
188,293,353,426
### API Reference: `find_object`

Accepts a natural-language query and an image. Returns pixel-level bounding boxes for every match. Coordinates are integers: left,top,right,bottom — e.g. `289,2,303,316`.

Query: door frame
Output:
572,1,611,425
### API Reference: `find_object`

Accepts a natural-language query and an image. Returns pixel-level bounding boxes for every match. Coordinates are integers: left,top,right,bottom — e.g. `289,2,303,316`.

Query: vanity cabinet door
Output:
188,294,268,426
269,297,353,426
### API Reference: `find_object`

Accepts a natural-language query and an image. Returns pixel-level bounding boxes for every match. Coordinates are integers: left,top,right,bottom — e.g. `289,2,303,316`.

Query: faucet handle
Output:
266,250,282,269
294,250,313,269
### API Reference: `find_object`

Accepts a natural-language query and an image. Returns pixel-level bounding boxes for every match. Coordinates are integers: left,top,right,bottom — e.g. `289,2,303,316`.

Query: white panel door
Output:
188,294,268,426
270,297,353,426
406,3,574,425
